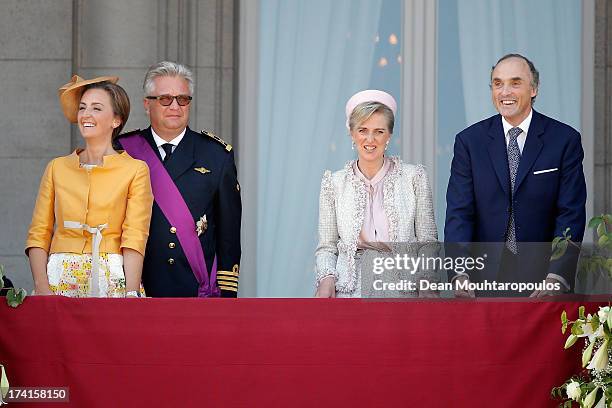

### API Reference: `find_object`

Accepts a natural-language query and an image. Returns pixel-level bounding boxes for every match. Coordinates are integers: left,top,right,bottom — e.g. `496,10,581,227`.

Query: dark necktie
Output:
161,143,174,163
505,127,522,254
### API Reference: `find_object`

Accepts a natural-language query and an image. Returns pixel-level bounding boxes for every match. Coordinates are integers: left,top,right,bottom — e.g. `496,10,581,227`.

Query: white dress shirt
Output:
151,128,187,160
501,109,532,154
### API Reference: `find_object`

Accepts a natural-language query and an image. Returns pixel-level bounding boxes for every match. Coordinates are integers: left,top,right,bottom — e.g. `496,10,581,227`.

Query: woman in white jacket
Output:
315,90,438,298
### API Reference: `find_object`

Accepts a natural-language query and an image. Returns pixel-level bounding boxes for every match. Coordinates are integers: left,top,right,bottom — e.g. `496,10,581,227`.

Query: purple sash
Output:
121,134,219,297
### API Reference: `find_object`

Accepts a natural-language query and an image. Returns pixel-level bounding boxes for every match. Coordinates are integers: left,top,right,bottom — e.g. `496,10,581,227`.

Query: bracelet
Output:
126,290,141,298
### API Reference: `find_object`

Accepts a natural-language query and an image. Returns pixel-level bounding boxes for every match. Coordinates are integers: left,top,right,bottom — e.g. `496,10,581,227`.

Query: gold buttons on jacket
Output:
168,242,176,249
170,226,177,234
168,258,175,265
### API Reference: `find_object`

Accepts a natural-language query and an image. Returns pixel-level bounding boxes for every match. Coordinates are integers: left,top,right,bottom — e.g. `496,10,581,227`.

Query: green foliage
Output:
562,310,568,334
0,263,27,308
551,215,612,283
553,306,612,407
6,288,26,308
551,228,572,261
591,314,600,331
570,322,584,336
589,215,612,252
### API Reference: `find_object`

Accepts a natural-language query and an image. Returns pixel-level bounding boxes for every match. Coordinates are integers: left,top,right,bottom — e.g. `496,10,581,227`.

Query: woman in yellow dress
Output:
25,75,153,298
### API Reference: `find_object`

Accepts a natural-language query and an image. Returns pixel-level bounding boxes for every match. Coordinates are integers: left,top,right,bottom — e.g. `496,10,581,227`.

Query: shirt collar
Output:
353,156,391,186
502,109,532,137
151,127,187,148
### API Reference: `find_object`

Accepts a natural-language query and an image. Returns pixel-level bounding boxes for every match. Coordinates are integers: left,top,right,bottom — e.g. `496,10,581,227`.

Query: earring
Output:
385,140,390,150
351,140,355,150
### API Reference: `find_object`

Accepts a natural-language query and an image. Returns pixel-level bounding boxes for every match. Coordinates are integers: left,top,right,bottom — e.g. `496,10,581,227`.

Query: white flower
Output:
0,364,8,400
594,394,606,408
579,324,605,345
566,381,581,401
580,321,594,337
584,387,599,408
587,339,610,371
597,306,610,324
588,325,605,344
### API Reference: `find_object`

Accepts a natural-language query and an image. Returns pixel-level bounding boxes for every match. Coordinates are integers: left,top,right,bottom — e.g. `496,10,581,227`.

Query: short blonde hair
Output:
348,102,394,133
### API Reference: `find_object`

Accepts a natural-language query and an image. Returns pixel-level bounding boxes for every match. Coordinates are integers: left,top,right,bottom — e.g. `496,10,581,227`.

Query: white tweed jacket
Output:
315,156,438,293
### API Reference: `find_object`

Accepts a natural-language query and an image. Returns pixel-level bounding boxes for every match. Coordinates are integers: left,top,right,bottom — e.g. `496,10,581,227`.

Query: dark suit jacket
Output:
117,127,242,297
0,276,14,296
444,110,586,287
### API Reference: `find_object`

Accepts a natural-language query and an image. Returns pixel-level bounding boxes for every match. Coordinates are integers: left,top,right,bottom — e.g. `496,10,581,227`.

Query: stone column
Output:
72,0,235,146
0,1,72,289
594,0,612,217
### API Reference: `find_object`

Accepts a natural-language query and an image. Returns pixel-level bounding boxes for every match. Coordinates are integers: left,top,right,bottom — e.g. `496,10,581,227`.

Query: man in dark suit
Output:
117,61,241,297
444,54,586,297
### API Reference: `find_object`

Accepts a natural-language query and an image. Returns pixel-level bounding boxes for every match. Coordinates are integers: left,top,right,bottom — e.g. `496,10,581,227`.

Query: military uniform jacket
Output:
117,127,241,297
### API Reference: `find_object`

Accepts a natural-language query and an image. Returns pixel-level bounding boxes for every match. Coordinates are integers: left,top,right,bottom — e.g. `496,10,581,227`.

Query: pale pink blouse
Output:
353,157,393,247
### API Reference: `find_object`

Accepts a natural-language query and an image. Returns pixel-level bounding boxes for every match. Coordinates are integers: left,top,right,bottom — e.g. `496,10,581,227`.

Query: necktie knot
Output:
508,127,522,141
161,143,174,162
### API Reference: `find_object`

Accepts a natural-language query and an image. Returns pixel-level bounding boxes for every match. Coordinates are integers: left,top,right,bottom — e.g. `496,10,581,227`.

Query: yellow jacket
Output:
25,150,153,256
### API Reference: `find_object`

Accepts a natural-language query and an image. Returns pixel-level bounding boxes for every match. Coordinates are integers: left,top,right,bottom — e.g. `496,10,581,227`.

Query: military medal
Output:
196,214,207,236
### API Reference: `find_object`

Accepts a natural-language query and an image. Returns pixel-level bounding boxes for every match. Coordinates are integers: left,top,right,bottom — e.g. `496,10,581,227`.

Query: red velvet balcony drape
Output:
1,297,600,407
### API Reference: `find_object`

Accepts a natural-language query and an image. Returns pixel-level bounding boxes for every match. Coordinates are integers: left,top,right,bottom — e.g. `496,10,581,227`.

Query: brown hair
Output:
82,81,131,140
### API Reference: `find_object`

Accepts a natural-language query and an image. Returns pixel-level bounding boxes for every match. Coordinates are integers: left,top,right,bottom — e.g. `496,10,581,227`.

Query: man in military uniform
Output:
117,61,241,297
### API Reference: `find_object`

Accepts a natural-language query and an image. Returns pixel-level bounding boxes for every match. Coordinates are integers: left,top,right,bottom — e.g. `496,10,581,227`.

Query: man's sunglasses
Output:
146,94,193,106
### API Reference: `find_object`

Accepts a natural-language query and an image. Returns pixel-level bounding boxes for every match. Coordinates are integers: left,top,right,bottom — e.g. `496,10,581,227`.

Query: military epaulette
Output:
116,129,142,139
201,129,232,152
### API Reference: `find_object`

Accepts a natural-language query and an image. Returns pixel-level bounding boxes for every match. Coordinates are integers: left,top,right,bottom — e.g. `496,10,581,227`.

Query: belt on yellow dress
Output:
63,221,108,297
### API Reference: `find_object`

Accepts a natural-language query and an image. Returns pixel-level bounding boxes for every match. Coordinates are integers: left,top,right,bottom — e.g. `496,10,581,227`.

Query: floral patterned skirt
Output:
47,253,143,298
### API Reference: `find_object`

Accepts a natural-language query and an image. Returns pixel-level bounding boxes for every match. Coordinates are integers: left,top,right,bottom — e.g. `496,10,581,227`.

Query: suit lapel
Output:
164,128,196,181
487,116,510,197
514,111,544,193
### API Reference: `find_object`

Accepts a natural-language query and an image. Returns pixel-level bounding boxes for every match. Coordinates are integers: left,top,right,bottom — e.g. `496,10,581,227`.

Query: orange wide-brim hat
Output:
58,75,119,123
